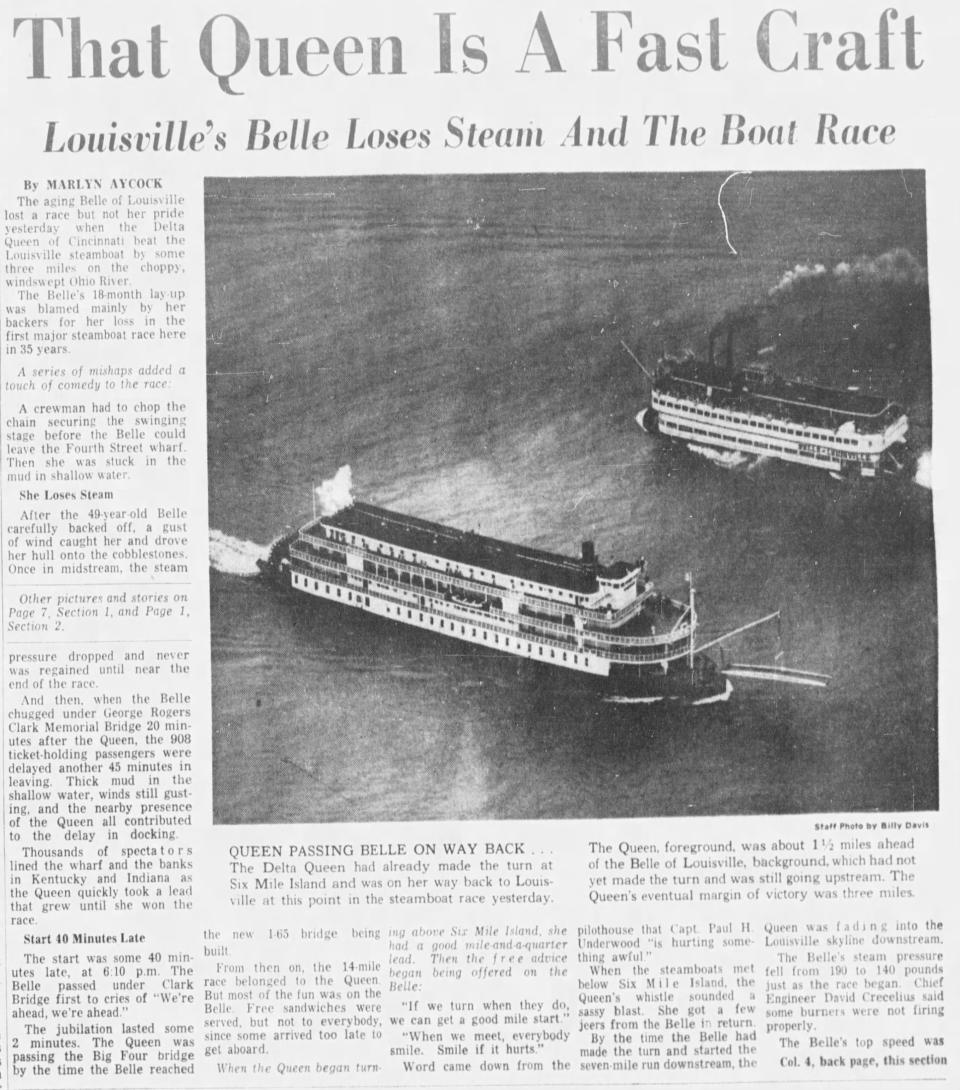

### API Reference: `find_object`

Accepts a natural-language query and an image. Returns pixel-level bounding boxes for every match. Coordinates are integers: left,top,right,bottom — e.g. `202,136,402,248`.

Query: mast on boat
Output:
687,574,696,669
620,339,655,382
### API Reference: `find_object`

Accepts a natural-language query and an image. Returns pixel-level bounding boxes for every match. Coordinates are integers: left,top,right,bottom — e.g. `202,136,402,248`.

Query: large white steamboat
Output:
260,500,737,703
636,319,911,479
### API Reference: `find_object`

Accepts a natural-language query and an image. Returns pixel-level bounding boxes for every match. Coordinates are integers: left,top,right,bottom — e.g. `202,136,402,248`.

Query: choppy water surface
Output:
206,172,936,823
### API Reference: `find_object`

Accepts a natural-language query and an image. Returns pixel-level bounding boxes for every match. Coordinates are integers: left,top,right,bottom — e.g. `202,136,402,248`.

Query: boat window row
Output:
659,379,903,431
666,421,838,460
297,556,668,646
290,571,596,670
290,567,688,661
654,393,877,446
667,420,881,464
319,527,590,606
657,397,876,447
321,562,670,647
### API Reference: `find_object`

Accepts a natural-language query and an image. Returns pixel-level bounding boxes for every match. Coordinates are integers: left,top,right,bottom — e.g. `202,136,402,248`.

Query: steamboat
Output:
258,491,824,703
633,315,911,479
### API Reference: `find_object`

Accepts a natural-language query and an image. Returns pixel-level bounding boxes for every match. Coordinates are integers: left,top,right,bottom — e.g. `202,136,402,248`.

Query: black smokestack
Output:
581,541,596,565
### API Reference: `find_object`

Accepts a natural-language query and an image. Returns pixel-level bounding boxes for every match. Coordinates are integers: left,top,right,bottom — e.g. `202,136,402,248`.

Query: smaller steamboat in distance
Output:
635,316,911,480
257,496,789,704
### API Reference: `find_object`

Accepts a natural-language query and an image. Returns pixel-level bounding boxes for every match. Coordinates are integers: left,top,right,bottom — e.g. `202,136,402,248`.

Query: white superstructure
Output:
645,361,909,479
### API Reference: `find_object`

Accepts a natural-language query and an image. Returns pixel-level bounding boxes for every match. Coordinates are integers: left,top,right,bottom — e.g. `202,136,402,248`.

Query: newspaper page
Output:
1,0,956,1087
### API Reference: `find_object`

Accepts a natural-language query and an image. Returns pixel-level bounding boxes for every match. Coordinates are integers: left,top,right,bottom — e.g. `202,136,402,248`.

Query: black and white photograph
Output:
206,171,936,824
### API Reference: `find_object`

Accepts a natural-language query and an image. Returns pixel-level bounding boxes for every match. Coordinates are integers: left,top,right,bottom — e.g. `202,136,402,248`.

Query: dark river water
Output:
205,172,936,824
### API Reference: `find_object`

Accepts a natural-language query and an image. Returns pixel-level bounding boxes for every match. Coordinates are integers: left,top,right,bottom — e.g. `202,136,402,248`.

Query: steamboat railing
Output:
288,550,694,665
297,533,659,629
652,388,905,453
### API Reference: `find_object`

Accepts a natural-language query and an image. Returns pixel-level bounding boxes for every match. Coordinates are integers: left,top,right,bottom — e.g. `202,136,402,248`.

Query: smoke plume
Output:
315,464,354,516
770,248,927,298
770,261,827,296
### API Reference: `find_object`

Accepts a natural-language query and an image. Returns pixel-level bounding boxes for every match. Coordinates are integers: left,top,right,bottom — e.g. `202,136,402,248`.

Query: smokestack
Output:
581,541,596,565
709,324,725,369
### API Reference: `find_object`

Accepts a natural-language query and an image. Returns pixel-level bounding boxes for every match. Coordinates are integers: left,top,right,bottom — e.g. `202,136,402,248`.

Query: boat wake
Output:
603,695,664,705
686,443,749,470
915,450,932,490
690,679,734,705
602,678,733,706
748,455,772,473
209,529,268,576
